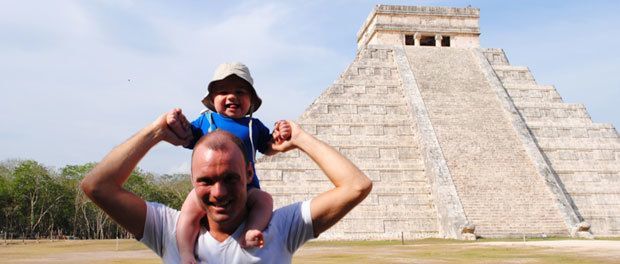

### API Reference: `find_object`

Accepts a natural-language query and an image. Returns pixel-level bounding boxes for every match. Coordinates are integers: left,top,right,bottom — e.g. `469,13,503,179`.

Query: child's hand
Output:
241,229,264,249
166,108,193,146
270,120,304,153
273,120,292,144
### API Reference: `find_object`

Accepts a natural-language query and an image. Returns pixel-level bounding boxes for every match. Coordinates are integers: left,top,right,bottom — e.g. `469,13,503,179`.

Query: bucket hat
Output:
202,62,262,115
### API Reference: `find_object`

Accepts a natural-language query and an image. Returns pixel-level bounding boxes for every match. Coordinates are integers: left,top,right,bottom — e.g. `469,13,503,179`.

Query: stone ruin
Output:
256,5,620,239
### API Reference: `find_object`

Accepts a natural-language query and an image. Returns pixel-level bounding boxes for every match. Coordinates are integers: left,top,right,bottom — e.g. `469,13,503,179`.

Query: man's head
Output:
202,62,262,117
191,130,253,229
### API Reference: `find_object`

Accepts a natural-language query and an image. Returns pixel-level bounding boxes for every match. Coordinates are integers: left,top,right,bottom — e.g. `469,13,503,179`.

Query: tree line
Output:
0,159,191,239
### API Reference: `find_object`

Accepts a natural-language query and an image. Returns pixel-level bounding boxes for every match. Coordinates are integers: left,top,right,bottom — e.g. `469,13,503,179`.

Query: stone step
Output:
322,84,405,98
491,65,536,84
503,83,557,91
544,148,619,163
303,102,409,115
547,161,620,172
357,47,395,59
332,79,401,87
528,123,618,139
300,112,413,124
517,102,592,124
563,182,620,193
536,138,620,150
299,124,417,137
557,172,620,182
482,48,510,66
505,85,563,103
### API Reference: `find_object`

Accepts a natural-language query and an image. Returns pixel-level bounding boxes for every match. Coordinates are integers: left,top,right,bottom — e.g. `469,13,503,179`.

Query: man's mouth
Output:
206,199,231,209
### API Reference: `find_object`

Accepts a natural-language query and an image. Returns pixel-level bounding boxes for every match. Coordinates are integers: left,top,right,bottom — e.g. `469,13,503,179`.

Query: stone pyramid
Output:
256,5,620,240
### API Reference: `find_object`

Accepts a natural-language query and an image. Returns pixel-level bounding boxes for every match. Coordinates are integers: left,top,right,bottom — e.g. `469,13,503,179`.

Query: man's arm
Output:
271,121,372,237
80,110,190,239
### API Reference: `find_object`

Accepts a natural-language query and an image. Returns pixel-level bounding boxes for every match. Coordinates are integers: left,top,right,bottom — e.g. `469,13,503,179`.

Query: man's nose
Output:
211,182,228,198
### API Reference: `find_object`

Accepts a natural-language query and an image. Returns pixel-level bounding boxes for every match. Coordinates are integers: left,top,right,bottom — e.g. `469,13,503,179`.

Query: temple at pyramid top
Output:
357,5,481,48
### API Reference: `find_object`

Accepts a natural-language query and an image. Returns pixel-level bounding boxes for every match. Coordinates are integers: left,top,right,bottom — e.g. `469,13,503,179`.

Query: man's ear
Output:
246,162,254,183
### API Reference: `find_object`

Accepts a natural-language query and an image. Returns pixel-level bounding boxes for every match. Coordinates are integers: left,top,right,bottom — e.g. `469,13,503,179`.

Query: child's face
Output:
210,76,252,119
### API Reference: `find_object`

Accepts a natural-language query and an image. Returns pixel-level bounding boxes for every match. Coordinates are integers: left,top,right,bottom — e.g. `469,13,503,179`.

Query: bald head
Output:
191,130,250,170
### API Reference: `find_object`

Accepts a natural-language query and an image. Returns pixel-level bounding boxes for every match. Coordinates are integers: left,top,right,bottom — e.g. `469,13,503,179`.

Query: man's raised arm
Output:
272,121,373,237
80,109,191,239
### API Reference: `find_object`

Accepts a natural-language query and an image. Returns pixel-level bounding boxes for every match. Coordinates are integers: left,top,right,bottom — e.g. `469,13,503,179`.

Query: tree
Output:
11,160,66,237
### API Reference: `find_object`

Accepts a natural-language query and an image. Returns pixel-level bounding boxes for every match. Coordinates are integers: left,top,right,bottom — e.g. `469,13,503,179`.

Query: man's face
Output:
191,143,252,228
210,76,252,119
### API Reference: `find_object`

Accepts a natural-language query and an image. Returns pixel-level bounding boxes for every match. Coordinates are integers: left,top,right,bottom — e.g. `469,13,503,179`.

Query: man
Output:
81,109,372,263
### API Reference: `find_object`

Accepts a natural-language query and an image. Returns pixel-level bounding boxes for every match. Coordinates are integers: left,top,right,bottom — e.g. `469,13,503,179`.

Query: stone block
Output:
343,85,366,94
572,128,589,138
367,85,388,94
384,125,399,135
328,104,358,114
387,86,399,94
257,169,283,181
305,104,328,115
398,147,419,159
327,84,344,94
350,125,384,135
357,67,368,75
386,105,408,115
596,150,615,161
385,219,437,232
363,170,383,181
316,124,351,135
398,125,415,135
375,192,435,206
300,124,317,135
340,147,381,158
358,105,387,115
335,219,386,233
379,148,398,160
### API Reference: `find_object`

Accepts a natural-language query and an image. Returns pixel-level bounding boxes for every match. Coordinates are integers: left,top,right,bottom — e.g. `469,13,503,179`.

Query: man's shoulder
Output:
140,202,181,260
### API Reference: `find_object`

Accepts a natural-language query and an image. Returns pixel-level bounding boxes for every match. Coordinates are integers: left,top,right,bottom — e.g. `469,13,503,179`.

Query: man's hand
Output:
162,108,193,147
270,120,302,153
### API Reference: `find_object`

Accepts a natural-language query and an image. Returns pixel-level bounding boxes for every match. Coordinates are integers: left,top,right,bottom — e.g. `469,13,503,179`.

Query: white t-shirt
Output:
140,200,314,263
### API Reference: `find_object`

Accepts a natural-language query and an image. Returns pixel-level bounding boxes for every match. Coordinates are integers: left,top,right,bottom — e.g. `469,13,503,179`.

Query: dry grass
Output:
0,238,619,263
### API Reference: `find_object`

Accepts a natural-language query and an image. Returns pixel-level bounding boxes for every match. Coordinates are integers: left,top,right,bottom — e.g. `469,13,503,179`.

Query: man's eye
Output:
199,179,214,186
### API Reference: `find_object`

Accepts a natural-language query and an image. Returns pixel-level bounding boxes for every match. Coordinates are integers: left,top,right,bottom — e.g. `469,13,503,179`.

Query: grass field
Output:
1,238,619,263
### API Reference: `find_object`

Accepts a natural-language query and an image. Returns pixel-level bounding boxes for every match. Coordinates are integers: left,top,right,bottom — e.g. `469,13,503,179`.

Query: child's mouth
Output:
225,103,239,109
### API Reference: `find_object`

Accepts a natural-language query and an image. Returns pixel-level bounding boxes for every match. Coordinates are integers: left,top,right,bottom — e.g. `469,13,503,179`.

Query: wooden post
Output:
401,232,404,245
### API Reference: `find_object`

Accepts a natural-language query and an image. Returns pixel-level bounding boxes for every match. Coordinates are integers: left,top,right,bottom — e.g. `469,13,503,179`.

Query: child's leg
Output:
176,189,205,264
241,188,274,248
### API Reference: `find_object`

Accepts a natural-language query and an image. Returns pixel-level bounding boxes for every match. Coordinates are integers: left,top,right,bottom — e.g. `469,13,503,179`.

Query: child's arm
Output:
263,120,292,156
241,188,274,248
176,189,205,264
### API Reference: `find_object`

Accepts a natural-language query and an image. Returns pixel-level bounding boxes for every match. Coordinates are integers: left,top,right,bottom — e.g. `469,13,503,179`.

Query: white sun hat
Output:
202,62,262,114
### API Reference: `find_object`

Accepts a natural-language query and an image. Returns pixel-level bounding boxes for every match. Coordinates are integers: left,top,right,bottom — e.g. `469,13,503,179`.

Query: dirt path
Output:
478,240,620,259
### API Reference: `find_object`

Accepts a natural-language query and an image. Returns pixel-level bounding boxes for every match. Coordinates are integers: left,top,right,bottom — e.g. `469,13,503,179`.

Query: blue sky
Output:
1,0,618,174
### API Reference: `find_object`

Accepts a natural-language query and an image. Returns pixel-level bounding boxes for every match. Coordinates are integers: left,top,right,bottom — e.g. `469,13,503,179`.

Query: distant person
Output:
80,109,372,263
167,62,291,263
